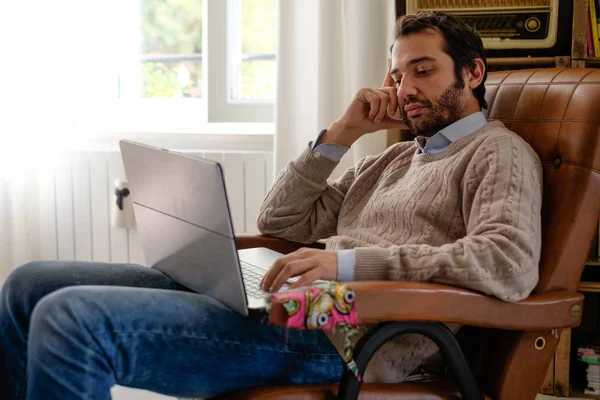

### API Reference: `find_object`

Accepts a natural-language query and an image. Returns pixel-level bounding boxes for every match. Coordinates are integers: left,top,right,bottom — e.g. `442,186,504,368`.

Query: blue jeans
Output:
0,261,344,399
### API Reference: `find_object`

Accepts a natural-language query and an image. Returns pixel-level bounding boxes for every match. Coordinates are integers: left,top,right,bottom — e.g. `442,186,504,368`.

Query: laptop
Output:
119,139,290,316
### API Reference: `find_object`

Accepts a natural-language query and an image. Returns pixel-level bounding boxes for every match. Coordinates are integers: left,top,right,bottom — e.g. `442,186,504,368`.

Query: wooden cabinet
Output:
544,259,600,398
541,329,573,397
572,0,600,68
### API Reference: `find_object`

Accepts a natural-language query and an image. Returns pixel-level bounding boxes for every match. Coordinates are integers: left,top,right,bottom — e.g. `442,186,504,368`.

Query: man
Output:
0,11,542,399
257,11,542,383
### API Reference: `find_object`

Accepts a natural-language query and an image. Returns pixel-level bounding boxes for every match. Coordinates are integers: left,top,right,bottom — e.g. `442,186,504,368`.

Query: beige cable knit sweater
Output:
257,120,543,382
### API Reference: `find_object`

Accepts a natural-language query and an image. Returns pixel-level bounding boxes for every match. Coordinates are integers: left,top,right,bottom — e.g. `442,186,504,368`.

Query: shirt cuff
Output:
307,129,350,162
337,249,356,282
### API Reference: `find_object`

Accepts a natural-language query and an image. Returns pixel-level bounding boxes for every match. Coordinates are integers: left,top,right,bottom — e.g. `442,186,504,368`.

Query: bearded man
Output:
258,11,542,382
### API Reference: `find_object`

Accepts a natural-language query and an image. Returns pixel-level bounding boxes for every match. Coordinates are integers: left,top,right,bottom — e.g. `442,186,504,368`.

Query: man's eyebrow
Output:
390,56,437,76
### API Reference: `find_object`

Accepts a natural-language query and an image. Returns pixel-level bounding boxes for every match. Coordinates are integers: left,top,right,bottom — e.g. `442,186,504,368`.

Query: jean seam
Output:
14,329,28,399
94,329,341,358
83,347,96,400
16,352,26,400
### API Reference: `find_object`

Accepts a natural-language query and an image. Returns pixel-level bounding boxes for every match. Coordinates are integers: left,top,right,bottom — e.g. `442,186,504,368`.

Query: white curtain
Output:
274,0,396,176
0,0,72,283
0,165,42,283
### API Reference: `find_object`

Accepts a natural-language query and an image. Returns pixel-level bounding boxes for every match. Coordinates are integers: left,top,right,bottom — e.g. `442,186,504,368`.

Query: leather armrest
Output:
235,234,325,254
352,281,583,330
269,281,583,331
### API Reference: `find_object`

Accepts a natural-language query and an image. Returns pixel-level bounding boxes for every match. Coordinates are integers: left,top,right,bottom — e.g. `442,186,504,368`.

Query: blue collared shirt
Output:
309,111,487,281
413,111,487,154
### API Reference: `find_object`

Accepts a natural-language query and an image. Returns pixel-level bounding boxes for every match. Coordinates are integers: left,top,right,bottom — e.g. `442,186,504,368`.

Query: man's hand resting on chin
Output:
260,248,338,293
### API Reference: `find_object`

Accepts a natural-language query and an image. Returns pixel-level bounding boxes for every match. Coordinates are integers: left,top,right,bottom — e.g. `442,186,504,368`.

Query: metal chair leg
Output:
336,321,484,400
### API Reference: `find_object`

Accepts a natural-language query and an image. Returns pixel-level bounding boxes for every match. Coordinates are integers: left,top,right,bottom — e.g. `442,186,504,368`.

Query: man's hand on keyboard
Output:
260,248,337,293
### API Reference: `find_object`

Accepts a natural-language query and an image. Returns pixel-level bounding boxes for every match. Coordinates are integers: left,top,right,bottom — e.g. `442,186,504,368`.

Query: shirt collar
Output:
415,111,487,154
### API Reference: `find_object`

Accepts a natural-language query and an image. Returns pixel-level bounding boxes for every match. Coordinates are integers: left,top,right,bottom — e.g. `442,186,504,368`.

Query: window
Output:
228,0,277,101
207,0,276,122
71,0,277,131
134,0,204,100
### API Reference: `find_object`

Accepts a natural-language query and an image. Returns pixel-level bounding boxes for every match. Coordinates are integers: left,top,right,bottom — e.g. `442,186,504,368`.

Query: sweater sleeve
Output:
256,145,379,244
353,136,543,302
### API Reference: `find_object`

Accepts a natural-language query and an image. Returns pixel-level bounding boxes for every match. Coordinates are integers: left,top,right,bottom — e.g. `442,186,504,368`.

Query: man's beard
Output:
401,78,467,138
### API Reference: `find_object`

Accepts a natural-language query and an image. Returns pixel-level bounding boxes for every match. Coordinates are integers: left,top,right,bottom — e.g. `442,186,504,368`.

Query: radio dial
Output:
525,17,541,33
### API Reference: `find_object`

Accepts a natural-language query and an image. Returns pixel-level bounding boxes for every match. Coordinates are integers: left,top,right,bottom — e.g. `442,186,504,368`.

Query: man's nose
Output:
397,76,418,101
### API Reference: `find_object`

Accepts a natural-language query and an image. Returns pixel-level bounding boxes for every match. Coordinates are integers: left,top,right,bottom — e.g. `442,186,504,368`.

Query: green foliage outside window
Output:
138,0,276,100
140,0,203,98
239,0,276,100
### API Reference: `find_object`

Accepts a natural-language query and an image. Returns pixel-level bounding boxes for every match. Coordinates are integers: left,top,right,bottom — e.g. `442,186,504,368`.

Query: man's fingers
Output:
269,259,314,293
260,261,279,290
261,252,297,290
356,87,401,130
372,88,398,124
382,59,395,87
379,115,406,129
386,88,398,118
364,91,380,120
289,268,322,289
260,247,314,291
374,91,390,124
382,73,395,88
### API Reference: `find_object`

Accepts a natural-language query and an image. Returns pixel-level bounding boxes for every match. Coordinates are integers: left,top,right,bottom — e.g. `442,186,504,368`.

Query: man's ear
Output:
466,58,485,90
382,58,395,88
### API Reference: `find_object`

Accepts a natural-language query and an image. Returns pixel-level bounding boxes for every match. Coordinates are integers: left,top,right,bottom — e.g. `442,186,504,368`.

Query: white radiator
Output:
37,150,273,266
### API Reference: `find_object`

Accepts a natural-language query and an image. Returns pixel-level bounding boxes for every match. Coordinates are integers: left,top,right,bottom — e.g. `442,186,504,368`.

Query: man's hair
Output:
394,11,488,110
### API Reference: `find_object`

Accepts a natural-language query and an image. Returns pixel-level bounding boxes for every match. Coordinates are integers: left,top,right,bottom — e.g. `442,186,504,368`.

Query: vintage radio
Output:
405,0,570,55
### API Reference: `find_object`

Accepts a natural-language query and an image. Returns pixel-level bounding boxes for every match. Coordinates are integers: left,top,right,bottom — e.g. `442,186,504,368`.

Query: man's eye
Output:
418,69,431,76
395,80,401,87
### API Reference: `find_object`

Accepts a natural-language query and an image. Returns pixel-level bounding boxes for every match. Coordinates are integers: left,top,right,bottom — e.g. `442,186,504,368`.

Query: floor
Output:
109,389,590,400
111,386,175,400
108,390,585,400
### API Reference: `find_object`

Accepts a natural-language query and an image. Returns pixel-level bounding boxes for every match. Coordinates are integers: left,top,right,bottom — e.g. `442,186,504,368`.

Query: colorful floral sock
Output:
265,281,364,380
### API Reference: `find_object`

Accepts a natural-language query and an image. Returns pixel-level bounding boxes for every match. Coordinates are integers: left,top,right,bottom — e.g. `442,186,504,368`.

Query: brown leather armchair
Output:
219,68,600,400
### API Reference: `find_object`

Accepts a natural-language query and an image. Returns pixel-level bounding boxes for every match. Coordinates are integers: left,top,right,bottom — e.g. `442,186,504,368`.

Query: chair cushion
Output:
212,379,493,400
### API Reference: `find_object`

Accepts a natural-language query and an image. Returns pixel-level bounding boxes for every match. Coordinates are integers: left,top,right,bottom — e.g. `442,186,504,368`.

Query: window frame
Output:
207,0,274,123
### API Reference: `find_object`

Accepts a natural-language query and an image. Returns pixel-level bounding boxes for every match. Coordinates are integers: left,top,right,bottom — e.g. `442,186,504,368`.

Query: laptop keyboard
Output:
240,261,290,298
240,261,268,298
